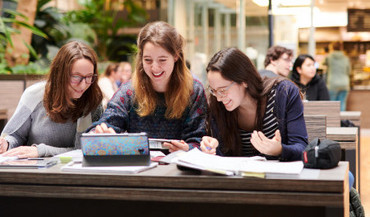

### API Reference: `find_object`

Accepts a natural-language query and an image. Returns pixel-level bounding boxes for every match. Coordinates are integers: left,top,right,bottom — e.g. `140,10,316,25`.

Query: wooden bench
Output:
304,114,326,142
303,101,341,127
303,101,360,192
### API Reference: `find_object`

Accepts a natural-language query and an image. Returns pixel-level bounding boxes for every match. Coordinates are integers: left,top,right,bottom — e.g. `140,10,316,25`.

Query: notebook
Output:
61,161,158,174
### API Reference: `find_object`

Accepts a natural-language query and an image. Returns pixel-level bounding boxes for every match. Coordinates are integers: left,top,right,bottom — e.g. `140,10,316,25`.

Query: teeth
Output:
153,71,164,76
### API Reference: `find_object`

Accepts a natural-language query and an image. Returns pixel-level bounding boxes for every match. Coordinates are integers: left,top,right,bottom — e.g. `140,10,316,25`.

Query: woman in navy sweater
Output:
201,48,308,161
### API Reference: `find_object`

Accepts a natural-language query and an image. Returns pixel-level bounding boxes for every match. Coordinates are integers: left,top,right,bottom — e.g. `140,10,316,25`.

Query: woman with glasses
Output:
87,21,207,152
0,41,103,157
200,47,307,161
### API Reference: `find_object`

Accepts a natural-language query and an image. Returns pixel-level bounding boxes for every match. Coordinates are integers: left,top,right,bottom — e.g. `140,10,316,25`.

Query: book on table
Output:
175,149,303,177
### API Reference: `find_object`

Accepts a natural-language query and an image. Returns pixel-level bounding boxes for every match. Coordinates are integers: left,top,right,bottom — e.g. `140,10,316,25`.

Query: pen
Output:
27,158,44,160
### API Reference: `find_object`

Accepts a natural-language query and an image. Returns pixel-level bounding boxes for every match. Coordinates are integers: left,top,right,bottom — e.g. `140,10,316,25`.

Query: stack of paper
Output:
175,149,303,176
61,161,158,174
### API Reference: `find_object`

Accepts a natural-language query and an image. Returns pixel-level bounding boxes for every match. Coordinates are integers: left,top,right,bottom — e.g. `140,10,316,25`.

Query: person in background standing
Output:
98,63,121,109
259,45,293,78
291,54,330,101
116,61,132,87
323,41,351,111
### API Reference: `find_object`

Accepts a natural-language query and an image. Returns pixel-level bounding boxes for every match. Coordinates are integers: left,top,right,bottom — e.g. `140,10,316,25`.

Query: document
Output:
175,149,303,176
0,156,58,169
61,161,158,174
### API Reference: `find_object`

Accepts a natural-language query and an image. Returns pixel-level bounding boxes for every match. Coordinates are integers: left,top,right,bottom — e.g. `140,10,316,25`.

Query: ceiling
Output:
212,0,370,16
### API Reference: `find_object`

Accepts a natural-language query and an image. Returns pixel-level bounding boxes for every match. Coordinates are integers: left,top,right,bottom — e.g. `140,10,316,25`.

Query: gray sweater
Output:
6,102,102,157
2,82,102,157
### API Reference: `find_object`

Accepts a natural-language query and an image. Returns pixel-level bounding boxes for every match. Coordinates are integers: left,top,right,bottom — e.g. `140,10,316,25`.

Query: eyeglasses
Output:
280,57,293,63
208,82,235,98
70,74,97,84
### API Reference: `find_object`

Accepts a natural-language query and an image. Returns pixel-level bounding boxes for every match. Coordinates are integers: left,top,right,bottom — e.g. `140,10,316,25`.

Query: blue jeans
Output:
329,90,348,111
349,170,355,190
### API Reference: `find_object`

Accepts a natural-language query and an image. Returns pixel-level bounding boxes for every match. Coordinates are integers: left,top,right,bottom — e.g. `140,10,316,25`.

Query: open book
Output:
175,149,303,177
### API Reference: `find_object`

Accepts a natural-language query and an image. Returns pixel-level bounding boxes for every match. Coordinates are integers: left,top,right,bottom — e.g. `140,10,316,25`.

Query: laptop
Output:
80,132,151,167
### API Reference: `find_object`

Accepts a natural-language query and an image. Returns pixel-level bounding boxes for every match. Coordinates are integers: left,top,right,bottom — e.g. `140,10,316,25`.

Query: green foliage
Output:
0,1,47,74
64,0,147,60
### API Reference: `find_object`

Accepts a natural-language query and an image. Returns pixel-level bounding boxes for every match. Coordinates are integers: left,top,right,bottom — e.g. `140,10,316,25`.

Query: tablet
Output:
80,132,151,167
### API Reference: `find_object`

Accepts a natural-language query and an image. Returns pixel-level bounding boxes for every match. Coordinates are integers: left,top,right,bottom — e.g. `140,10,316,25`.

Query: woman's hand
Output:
163,140,189,153
95,123,116,134
200,136,218,155
250,130,282,156
0,137,9,154
1,145,38,158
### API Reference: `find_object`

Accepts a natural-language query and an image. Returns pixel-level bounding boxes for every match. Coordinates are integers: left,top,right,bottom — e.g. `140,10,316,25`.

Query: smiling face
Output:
207,70,247,112
142,42,177,92
297,57,316,81
68,58,94,99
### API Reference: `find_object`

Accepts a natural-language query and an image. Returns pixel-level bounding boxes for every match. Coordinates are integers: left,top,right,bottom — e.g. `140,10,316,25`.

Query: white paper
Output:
0,155,18,163
176,149,303,175
61,161,158,174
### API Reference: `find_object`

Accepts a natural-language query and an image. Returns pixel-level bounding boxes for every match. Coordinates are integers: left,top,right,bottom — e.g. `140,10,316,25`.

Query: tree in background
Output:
64,0,147,61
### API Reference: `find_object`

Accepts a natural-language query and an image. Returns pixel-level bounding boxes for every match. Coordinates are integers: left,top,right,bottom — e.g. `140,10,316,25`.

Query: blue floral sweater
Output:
87,79,208,149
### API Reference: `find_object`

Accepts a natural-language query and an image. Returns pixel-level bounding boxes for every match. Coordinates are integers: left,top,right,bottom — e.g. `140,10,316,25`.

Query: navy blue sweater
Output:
214,80,308,161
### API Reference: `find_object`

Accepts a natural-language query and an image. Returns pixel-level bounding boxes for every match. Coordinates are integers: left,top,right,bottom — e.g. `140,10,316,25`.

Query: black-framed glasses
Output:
70,74,97,84
208,82,235,98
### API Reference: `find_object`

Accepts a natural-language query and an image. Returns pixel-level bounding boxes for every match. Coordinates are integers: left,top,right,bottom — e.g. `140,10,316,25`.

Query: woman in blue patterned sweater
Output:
88,21,207,152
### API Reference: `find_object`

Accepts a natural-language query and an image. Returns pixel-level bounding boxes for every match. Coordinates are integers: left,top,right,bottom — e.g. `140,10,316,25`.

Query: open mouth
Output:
153,71,165,78
223,99,231,107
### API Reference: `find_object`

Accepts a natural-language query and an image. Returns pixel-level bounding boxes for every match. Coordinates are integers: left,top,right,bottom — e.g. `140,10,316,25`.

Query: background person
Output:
259,45,293,78
323,41,351,111
116,61,132,87
291,54,330,101
201,47,307,161
99,63,121,109
87,21,207,152
0,41,103,158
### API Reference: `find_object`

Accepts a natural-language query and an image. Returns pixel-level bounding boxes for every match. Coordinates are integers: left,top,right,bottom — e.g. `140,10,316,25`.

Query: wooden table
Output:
0,162,349,217
327,127,359,192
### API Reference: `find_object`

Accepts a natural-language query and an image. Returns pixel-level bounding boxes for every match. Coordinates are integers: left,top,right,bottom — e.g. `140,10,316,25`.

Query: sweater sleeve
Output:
86,83,132,133
276,80,308,161
181,80,208,149
5,115,31,150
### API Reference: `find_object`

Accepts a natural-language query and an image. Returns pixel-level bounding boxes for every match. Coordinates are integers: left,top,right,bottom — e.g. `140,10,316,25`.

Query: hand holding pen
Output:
200,136,218,155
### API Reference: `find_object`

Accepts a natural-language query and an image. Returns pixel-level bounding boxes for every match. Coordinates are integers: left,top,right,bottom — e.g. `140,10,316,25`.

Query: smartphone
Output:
148,138,180,150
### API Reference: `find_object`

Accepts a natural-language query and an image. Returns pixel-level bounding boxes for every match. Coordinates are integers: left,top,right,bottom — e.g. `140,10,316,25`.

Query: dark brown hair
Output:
104,63,120,77
44,41,103,123
133,21,193,119
264,45,293,67
207,47,283,156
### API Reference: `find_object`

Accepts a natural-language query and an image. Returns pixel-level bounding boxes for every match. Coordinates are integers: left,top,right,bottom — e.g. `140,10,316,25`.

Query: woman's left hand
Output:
250,130,282,156
1,145,39,158
163,140,189,153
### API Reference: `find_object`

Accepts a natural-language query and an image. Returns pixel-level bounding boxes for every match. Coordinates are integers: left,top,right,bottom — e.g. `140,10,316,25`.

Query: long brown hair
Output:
44,41,102,123
207,47,283,156
132,21,193,119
